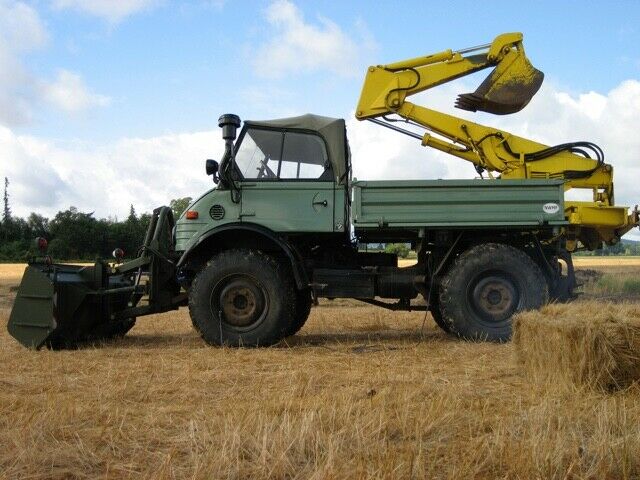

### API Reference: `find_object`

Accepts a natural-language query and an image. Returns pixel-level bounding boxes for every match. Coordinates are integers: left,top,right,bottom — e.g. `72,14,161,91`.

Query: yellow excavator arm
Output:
356,32,639,250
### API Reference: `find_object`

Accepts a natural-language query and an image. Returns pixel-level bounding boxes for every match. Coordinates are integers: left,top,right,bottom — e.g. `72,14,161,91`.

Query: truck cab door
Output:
235,128,341,233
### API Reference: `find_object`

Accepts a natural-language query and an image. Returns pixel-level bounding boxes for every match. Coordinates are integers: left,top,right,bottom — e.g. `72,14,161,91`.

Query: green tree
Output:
1,177,11,241
110,206,148,258
2,177,10,223
49,207,102,259
0,204,156,261
385,243,410,258
27,213,50,239
127,204,137,223
170,197,192,219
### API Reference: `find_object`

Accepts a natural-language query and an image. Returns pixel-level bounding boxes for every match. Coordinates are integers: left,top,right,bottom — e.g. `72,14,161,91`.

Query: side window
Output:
235,129,282,179
280,132,330,180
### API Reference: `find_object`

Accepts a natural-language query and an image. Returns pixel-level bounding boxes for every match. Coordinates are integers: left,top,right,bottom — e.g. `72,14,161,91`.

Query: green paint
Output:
353,179,566,229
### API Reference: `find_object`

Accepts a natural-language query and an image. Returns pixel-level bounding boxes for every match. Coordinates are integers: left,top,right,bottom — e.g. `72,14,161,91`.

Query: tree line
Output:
0,177,191,262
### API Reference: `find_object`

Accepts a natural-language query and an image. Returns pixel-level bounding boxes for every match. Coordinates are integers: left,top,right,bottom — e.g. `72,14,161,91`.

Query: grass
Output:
581,270,640,298
594,276,640,295
1,262,640,478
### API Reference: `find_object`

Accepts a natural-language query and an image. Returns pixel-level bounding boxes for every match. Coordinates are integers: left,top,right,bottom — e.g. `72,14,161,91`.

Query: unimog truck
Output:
7,33,639,349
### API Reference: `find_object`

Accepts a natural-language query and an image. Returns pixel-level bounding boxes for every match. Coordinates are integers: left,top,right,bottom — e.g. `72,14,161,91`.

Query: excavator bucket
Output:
456,48,544,115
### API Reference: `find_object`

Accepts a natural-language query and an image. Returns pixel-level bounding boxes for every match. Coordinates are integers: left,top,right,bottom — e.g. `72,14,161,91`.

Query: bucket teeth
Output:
455,93,485,112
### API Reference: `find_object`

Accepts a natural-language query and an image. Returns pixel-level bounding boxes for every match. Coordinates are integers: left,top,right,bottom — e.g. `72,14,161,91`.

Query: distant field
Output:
1,261,639,478
0,263,26,280
574,256,640,267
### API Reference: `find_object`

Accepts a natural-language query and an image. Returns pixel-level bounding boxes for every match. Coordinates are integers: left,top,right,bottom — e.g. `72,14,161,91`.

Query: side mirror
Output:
206,159,220,184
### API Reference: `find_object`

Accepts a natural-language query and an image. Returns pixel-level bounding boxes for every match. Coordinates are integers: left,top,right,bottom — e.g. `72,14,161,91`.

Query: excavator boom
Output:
356,32,639,250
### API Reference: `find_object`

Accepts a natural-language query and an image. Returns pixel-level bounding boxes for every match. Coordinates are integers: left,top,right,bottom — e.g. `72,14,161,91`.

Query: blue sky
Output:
1,0,639,241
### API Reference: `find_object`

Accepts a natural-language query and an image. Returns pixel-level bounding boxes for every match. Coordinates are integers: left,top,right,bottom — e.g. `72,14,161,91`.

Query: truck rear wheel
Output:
429,294,452,333
188,249,295,347
439,243,548,342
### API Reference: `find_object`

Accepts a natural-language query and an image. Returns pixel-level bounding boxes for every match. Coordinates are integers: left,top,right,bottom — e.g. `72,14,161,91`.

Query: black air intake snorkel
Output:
217,114,241,200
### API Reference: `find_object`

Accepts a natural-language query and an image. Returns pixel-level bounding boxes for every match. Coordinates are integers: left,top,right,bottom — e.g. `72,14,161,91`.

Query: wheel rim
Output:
468,272,521,325
210,274,268,330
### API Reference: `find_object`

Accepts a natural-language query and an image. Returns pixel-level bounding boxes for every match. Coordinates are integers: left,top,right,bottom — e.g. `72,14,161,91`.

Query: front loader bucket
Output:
7,266,56,349
8,206,182,350
456,48,544,115
7,263,135,349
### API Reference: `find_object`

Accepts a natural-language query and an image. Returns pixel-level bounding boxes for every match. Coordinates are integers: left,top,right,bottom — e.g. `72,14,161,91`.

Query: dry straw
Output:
514,302,640,392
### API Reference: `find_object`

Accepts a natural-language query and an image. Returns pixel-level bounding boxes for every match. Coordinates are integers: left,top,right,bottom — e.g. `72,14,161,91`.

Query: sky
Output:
1,0,639,238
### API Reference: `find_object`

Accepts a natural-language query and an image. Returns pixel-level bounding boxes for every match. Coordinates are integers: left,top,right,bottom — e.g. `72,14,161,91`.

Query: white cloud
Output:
41,69,111,112
0,126,70,209
52,0,161,23
0,126,223,220
0,1,110,126
253,0,373,78
556,91,607,121
347,117,450,181
0,1,48,50
0,1,48,125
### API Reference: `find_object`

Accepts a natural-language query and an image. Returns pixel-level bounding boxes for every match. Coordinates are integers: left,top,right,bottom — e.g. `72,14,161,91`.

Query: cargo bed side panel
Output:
352,179,566,229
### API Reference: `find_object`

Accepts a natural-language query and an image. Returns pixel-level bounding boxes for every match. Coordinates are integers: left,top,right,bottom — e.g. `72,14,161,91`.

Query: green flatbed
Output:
352,179,567,230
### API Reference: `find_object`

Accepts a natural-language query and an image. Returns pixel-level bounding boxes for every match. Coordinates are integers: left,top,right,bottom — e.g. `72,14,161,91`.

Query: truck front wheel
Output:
438,243,548,342
285,288,313,337
189,249,295,347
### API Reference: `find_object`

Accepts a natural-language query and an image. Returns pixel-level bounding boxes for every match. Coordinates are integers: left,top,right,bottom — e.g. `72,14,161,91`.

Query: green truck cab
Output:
175,115,349,253
172,113,570,345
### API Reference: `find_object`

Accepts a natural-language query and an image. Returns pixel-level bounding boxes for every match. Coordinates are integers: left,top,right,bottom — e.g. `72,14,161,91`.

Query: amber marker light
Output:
186,211,199,219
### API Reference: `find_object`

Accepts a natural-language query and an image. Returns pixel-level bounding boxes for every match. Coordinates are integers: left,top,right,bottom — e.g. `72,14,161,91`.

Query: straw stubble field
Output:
1,259,640,479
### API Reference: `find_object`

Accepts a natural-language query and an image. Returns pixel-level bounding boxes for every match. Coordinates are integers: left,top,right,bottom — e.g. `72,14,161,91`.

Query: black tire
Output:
188,249,295,347
285,288,313,337
439,243,548,342
429,293,452,333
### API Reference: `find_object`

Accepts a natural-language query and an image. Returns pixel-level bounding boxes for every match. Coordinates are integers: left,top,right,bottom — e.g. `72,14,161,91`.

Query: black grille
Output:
210,204,225,220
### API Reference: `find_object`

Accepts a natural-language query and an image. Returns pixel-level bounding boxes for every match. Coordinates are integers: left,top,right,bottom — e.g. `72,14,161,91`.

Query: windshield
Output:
235,129,281,179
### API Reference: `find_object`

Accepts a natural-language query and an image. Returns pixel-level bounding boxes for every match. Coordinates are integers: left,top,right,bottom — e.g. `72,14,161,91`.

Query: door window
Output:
279,132,329,179
235,128,331,180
